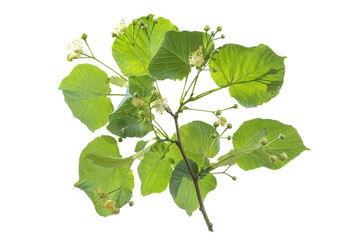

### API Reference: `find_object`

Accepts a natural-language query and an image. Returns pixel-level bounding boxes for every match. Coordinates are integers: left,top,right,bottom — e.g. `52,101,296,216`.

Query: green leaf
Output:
166,121,220,168
110,76,127,87
169,160,216,216
148,31,214,80
134,140,149,152
107,75,155,138
138,143,173,196
59,64,113,132
112,14,178,77
209,44,286,108
230,118,309,170
216,129,267,167
74,136,134,216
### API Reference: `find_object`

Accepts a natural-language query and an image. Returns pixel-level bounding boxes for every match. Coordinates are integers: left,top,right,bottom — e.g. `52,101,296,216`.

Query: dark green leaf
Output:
59,64,113,132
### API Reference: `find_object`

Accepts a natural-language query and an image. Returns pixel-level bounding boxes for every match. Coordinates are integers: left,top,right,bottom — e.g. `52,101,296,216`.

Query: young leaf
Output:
74,136,134,216
228,118,309,170
169,160,216,216
209,44,285,107
148,31,214,80
107,75,155,138
166,121,220,167
59,64,113,132
138,143,173,196
110,76,128,87
112,14,178,77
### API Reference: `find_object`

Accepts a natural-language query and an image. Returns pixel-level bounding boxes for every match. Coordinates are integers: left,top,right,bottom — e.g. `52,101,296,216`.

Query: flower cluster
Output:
189,46,204,67
94,187,120,215
151,98,169,114
66,39,83,62
112,20,127,37
131,98,144,108
218,116,227,127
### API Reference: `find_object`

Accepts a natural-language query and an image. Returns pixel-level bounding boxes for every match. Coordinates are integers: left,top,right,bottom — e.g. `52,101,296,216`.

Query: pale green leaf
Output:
166,121,220,168
138,143,173,196
169,160,216,216
231,118,309,170
148,31,214,80
74,136,134,216
112,14,178,77
209,44,285,107
59,64,113,132
110,76,128,87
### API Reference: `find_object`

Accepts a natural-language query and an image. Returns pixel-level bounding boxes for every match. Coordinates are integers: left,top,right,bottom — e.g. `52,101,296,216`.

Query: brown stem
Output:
167,109,214,232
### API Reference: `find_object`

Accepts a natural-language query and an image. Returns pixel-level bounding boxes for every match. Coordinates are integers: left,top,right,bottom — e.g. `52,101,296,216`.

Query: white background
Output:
1,0,359,239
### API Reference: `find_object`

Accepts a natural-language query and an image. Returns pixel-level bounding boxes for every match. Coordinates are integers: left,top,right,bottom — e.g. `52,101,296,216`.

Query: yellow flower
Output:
66,39,83,62
189,46,204,67
151,98,169,114
131,98,144,108
218,116,227,127
112,20,127,36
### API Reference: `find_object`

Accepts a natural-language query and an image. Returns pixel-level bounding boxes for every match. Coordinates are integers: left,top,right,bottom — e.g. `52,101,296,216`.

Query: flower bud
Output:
232,176,237,181
211,31,216,36
259,137,268,146
221,34,225,39
211,133,217,139
81,33,88,40
132,19,138,25
139,20,145,26
204,25,210,31
129,201,134,207
118,137,123,142
216,26,222,31
214,49,220,53
113,208,120,214
153,18,158,24
227,123,232,129
151,90,158,96
280,152,288,161
213,122,219,128
227,135,232,140
233,104,238,109
144,118,151,123
215,110,222,116
280,134,285,140
112,32,117,38
211,67,218,73
145,14,151,19
269,155,277,163
141,24,148,31
122,127,127,132
133,92,139,98
139,110,146,117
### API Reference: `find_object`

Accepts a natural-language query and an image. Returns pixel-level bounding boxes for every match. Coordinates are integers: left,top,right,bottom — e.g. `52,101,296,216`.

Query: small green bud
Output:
233,104,238,109
139,110,146,117
216,26,222,31
145,14,151,19
280,134,285,140
221,34,225,39
139,20,145,26
259,137,268,146
151,90,158,96
141,24,148,31
215,110,222,116
211,31,216,36
227,123,232,129
118,137,123,142
211,133,217,139
232,176,237,181
133,92,139,98
144,118,151,123
211,67,218,73
204,25,210,31
214,49,220,53
122,109,129,115
153,18,158,24
122,127,127,132
132,19,138,25
280,152,288,161
81,33,88,40
129,201,134,207
213,122,220,128
269,155,277,163
112,32,117,38
227,135,232,140
113,208,120,214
